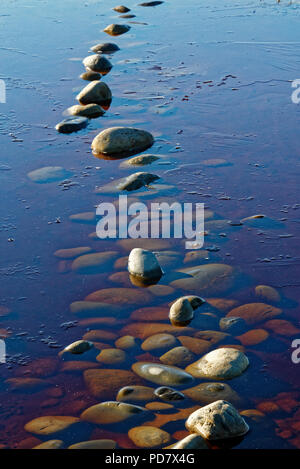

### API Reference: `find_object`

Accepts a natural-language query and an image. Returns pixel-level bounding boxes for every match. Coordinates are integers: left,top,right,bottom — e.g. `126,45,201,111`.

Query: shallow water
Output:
0,0,300,449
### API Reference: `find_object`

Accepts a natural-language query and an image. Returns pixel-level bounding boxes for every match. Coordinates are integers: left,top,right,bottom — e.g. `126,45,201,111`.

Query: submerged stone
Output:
81,401,147,425
67,103,105,118
117,172,159,191
68,439,116,449
132,362,194,386
80,71,101,81
154,386,185,401
226,303,282,325
71,251,118,274
103,24,131,35
28,166,71,183
141,333,178,353
55,116,88,133
91,42,120,54
171,434,208,449
128,248,162,282
128,426,171,448
117,385,155,402
184,382,241,406
24,416,80,436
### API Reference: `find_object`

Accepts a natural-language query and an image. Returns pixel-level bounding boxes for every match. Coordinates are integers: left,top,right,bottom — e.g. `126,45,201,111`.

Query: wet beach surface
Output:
0,0,300,449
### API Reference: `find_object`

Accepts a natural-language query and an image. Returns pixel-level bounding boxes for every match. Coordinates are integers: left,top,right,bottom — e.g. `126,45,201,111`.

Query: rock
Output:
68,440,116,449
177,336,211,355
96,348,127,365
241,214,284,230
118,238,170,252
115,335,138,350
85,287,152,306
160,346,195,367
5,378,50,392
226,303,282,325
81,401,147,425
171,264,235,296
83,330,117,342
33,440,64,449
61,340,93,355
184,382,241,406
186,348,249,380
71,251,118,274
141,333,178,354
219,317,248,335
54,246,92,259
169,298,194,326
121,322,194,340
113,5,130,13
55,116,88,133
255,285,281,303
171,434,208,449
119,13,136,18
139,1,164,6
237,329,269,346
132,362,194,386
61,361,100,373
15,358,59,378
183,250,210,264
130,306,169,322
186,400,249,440
154,386,185,401
128,248,163,283
24,416,80,436
200,158,231,167
67,103,105,118
92,127,154,157
103,24,131,36
128,426,171,448
83,55,113,74
194,330,233,346
148,284,175,297
181,295,206,310
240,409,265,422
117,385,155,403
91,43,120,54
70,301,120,317
28,166,71,184
206,298,239,312
264,319,300,337
125,154,160,166
117,172,159,191
146,402,173,411
80,71,101,81
76,81,112,106
84,369,142,399
152,251,180,271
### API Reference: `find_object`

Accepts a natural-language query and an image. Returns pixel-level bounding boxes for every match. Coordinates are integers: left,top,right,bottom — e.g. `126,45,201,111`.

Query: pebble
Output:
83,54,113,74
113,5,130,13
186,347,249,380
177,336,211,355
132,362,194,386
96,348,127,365
80,71,101,81
237,329,269,346
115,335,139,350
68,440,116,449
169,297,194,326
184,382,241,406
28,166,71,184
226,303,282,325
128,248,163,281
91,43,120,54
5,378,50,392
103,24,131,36
81,401,147,424
154,386,185,401
67,103,105,118
25,416,80,435
85,287,152,305
219,316,248,335
92,127,154,157
160,346,195,367
84,369,142,399
171,434,208,449
141,333,178,353
264,319,300,337
117,385,155,403
55,116,88,133
82,330,117,342
61,340,93,356
70,301,120,317
139,1,164,6
255,285,281,303
76,81,112,106
54,246,92,259
33,440,64,449
71,251,118,274
124,154,160,166
186,400,249,440
128,426,171,448
117,172,159,191
121,322,194,340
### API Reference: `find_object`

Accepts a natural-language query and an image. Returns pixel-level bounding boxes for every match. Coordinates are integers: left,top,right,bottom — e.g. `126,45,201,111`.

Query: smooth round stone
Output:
109,271,132,287
206,298,239,312
117,172,159,191
226,303,282,325
68,440,116,449
76,81,112,106
141,333,178,353
171,434,208,450
169,298,194,326
85,288,152,305
28,166,71,184
25,416,80,435
128,426,171,448
71,251,118,274
81,401,147,424
194,330,233,345
171,264,235,295
103,24,131,36
148,284,175,297
83,330,117,342
115,335,138,350
184,382,241,406
91,42,120,54
67,103,105,118
146,402,173,411
264,319,300,337
139,1,164,5
118,238,170,252
83,54,112,74
113,5,130,12
96,348,127,365
80,71,101,81
117,385,155,403
92,127,154,157
154,386,185,401
61,361,100,373
255,285,281,303
84,369,142,399
5,378,50,392
121,322,194,340
219,316,248,335
15,358,59,378
130,306,169,322
132,362,194,386
186,348,249,380
55,116,88,134
33,440,64,449
70,301,119,317
61,340,93,355
119,13,136,18
240,409,265,422
125,154,160,166
54,246,92,259
237,329,269,346
160,346,195,367
177,336,211,355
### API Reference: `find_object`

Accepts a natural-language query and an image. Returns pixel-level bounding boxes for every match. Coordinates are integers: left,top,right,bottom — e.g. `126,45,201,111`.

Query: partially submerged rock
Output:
55,116,88,133
28,166,71,184
81,401,147,425
67,103,105,118
132,362,194,386
92,127,154,157
113,5,130,13
128,248,162,283
25,416,80,436
61,340,93,355
91,42,120,54
103,24,131,36
169,298,194,326
128,426,171,448
117,172,159,191
171,434,208,449
76,81,112,107
154,386,185,401
83,54,112,74
80,71,101,81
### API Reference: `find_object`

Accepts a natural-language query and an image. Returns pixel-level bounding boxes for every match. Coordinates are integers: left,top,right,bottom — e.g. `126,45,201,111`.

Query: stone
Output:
219,317,248,335
70,301,120,317
96,348,127,365
69,440,116,449
117,172,159,191
92,127,154,157
115,335,138,350
55,116,88,133
81,401,147,425
121,322,194,340
132,362,194,386
130,306,169,322
264,319,300,337
82,330,117,342
128,426,170,448
148,285,175,297
117,385,155,403
226,303,282,325
91,42,120,54
54,246,92,259
171,434,208,449
177,337,211,355
113,5,130,13
76,81,112,106
15,358,59,378
141,333,178,353
169,298,194,326
240,409,265,422
183,250,210,264
80,71,101,81
67,103,105,118
154,386,185,401
83,54,112,74
186,348,249,380
33,440,64,449
237,329,269,346
118,238,170,252
160,346,195,367
194,330,233,346
84,369,142,399
71,251,118,274
85,287,152,305
61,361,100,373
28,166,71,184
24,416,80,436
139,1,164,6
255,285,281,303
241,214,284,230
206,298,239,312
103,24,131,36
186,400,249,440
128,248,162,282
5,378,50,392
184,382,241,406
61,340,93,355
125,154,160,166
146,402,173,411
